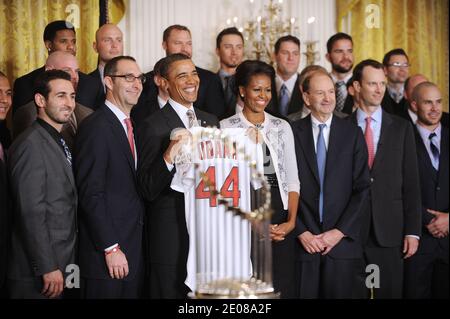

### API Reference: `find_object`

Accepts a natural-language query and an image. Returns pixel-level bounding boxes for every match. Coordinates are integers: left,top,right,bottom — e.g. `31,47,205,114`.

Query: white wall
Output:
118,0,336,73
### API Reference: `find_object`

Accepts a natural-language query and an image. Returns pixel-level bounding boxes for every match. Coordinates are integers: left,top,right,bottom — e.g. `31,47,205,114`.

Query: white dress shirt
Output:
275,73,298,101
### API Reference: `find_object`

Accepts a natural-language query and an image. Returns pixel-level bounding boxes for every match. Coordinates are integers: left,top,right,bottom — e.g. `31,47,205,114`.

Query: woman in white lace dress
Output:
220,60,300,298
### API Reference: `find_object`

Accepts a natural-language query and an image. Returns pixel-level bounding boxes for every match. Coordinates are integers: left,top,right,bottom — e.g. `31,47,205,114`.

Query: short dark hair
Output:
34,70,71,99
104,56,137,77
216,27,244,49
159,53,191,79
274,35,300,55
382,48,409,66
326,32,353,53
234,60,275,97
301,70,333,93
43,20,76,42
163,25,191,42
353,59,384,84
153,57,166,76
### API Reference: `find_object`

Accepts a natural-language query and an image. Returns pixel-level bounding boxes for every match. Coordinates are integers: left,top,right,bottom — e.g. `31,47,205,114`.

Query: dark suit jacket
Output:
292,115,370,260
381,90,407,116
131,91,161,129
0,156,9,291
136,66,226,120
13,101,93,151
7,122,77,280
0,121,11,151
414,126,449,261
350,111,422,247
74,104,145,281
268,75,303,116
12,66,104,113
136,103,218,294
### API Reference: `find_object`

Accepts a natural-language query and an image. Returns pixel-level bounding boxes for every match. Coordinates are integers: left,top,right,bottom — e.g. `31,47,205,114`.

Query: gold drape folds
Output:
0,0,99,82
336,0,449,110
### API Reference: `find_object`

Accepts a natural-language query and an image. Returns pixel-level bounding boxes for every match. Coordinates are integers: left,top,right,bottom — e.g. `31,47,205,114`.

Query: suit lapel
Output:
162,102,187,129
370,110,392,174
414,128,438,182
297,116,320,184
34,122,76,190
101,105,136,172
325,117,343,179
438,127,449,183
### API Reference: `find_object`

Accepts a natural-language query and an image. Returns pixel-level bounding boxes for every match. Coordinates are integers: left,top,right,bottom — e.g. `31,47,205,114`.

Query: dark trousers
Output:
404,248,449,299
297,254,365,299
81,261,144,299
149,263,190,299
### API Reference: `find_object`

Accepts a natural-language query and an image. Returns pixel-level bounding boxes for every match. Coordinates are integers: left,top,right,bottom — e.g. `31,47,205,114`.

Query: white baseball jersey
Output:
170,127,264,292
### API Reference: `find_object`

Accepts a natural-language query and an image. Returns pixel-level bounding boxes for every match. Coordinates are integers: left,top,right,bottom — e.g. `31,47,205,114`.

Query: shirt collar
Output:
311,113,333,128
330,72,353,84
169,98,195,118
356,106,382,124
276,73,298,93
105,100,129,123
416,123,442,141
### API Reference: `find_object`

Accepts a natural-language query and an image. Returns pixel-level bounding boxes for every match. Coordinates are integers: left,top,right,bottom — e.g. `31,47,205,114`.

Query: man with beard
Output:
381,49,410,116
325,33,354,114
7,70,78,299
215,27,244,117
13,51,92,151
404,82,448,299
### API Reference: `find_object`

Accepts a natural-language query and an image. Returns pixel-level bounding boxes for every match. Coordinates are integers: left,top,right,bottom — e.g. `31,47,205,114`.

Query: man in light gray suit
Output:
7,70,78,299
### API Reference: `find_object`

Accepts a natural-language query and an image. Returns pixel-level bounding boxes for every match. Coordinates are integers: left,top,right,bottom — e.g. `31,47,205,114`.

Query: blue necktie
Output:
279,84,289,116
429,132,439,170
316,124,327,223
60,138,72,166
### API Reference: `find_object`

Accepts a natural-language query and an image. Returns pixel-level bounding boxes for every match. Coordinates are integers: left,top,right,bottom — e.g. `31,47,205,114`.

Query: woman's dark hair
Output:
234,60,275,98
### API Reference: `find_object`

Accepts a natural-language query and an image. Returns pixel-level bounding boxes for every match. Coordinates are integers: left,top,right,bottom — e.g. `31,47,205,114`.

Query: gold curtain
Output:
0,0,99,82
336,0,449,110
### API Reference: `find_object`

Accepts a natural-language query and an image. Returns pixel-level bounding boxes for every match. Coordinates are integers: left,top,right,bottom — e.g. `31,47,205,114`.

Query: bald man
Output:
401,74,449,128
13,52,93,150
90,23,124,92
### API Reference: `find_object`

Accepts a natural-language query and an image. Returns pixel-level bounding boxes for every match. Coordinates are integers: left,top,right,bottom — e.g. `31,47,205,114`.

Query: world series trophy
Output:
173,127,279,299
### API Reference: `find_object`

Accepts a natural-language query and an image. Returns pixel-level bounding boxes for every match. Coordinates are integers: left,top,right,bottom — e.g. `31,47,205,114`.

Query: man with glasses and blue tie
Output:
381,48,410,116
404,82,448,299
292,70,370,298
74,56,146,298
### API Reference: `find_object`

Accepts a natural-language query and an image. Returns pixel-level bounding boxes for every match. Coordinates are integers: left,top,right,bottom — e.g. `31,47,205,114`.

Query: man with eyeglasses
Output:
381,48,410,116
74,56,146,298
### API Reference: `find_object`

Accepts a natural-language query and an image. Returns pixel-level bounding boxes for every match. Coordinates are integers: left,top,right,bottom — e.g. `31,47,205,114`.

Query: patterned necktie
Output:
365,117,375,169
429,132,440,170
60,138,72,166
0,142,4,162
279,84,289,116
186,109,196,128
124,118,135,160
316,124,327,223
335,81,346,112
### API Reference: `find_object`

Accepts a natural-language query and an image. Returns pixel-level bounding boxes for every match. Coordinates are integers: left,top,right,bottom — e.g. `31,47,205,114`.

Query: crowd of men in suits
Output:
0,19,448,299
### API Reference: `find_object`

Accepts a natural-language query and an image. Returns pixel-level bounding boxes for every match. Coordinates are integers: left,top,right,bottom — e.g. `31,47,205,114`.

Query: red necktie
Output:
124,118,135,160
365,117,375,169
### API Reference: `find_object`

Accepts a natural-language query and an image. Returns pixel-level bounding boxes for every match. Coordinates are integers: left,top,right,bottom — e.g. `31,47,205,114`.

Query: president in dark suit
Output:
351,59,422,299
12,21,103,112
0,145,8,298
292,71,370,298
404,82,449,299
74,56,146,299
137,54,219,298
7,70,77,299
135,25,225,121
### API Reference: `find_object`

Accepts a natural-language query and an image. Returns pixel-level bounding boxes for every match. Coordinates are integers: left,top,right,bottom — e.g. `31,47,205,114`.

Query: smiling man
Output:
74,56,146,299
136,53,218,298
8,70,77,299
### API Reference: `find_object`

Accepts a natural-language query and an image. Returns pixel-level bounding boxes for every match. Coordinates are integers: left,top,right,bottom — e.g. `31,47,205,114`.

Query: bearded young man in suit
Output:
351,59,422,299
404,82,449,299
136,53,218,299
7,70,77,299
74,56,146,299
